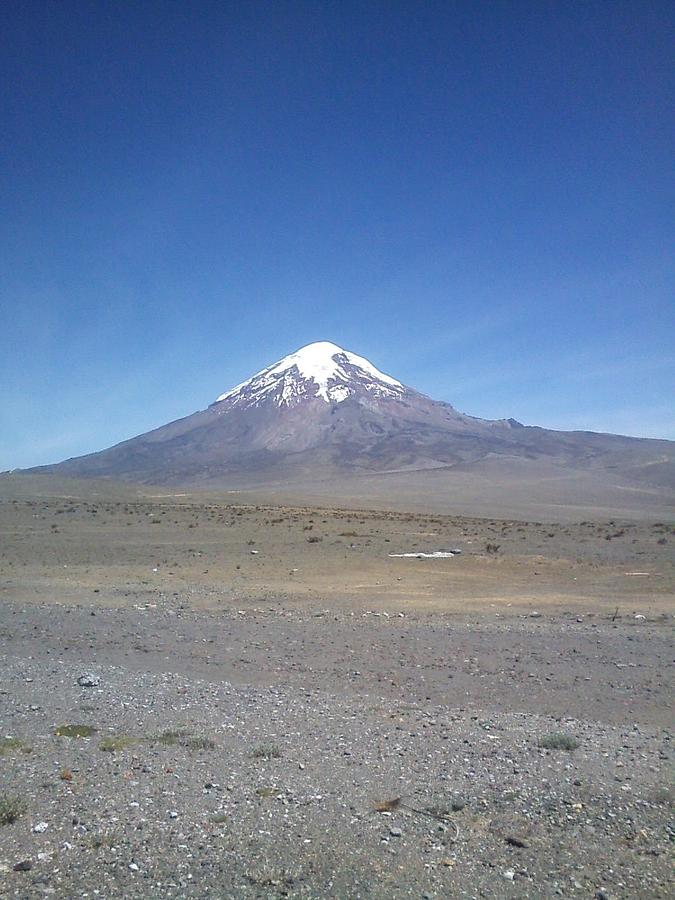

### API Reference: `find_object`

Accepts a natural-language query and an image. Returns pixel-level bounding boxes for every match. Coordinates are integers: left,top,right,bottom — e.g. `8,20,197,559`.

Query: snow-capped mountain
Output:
26,341,675,492
215,341,405,408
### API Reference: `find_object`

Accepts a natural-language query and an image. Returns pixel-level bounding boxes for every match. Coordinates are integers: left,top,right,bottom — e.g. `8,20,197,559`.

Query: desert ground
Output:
0,475,673,898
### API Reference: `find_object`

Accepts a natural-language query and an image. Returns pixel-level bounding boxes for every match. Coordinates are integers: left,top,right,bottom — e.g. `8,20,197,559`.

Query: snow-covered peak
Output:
215,341,405,409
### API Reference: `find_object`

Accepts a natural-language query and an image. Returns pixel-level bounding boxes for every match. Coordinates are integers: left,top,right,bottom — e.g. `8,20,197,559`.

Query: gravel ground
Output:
0,486,672,897
0,601,672,899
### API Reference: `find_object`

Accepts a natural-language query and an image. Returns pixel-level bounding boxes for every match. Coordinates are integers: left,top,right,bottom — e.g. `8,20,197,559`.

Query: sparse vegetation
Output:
153,728,189,745
252,742,282,759
0,795,26,825
256,786,276,798
180,735,216,751
0,737,31,756
150,729,215,750
55,724,96,738
99,735,135,752
538,733,580,751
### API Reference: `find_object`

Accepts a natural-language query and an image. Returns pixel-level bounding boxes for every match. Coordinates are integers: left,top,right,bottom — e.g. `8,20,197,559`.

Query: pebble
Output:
13,860,32,872
389,827,402,837
77,673,100,687
32,822,49,833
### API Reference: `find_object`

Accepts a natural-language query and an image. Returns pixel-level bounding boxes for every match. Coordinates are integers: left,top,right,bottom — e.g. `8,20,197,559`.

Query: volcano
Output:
25,342,675,499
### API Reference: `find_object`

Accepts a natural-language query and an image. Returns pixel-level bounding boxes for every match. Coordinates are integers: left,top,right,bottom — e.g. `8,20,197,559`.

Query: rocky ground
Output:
0,479,672,898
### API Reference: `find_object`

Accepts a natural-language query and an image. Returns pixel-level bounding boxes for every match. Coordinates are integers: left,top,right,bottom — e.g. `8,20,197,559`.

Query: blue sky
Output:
1,0,673,470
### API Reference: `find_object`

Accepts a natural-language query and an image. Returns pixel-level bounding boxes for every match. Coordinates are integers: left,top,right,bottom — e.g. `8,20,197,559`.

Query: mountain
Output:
24,342,675,504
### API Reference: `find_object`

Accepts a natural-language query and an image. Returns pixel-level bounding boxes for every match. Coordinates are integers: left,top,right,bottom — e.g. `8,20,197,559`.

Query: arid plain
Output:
0,474,673,898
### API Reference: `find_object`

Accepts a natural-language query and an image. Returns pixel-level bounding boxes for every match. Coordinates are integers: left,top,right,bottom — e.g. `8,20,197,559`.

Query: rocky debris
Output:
76,673,100,687
0,638,672,898
505,834,528,848
0,582,672,899
13,860,32,872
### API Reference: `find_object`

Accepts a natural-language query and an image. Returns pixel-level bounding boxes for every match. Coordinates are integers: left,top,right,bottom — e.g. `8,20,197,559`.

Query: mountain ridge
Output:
21,342,675,498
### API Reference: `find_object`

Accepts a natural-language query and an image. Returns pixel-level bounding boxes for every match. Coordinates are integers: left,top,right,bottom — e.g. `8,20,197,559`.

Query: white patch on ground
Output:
388,550,462,559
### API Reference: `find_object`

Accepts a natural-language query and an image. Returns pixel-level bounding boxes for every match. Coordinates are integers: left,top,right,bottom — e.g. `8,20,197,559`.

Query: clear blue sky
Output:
1,1,673,470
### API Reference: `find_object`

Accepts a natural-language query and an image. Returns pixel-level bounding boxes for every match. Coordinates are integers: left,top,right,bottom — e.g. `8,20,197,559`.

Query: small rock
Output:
596,891,610,900
389,826,402,837
128,862,139,872
503,869,516,881
14,860,32,872
505,835,528,848
32,822,49,834
529,611,542,619
168,810,178,819
77,673,100,687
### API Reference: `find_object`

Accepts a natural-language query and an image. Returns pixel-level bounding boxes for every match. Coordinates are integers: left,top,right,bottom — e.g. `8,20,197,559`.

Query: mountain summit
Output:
25,342,674,495
215,342,405,408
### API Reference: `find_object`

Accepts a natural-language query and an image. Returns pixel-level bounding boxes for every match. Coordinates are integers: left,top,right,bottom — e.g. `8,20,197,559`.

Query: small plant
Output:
0,738,31,756
90,832,117,850
99,736,135,753
180,736,216,751
255,786,276,798
151,729,215,751
153,729,189,746
252,743,282,760
485,543,500,554
55,724,96,738
0,795,26,825
649,786,673,806
60,768,73,781
538,733,580,751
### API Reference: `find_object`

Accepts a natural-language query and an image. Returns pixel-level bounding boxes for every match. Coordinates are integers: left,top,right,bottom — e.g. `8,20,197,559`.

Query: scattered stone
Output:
32,822,49,833
389,826,402,837
13,860,32,872
505,835,528,848
77,673,100,687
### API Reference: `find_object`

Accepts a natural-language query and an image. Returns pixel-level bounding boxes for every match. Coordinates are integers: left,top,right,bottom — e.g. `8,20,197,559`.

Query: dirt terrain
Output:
0,475,673,898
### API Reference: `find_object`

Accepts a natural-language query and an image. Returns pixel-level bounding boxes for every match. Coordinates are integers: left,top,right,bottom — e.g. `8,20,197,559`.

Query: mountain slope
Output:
25,342,675,495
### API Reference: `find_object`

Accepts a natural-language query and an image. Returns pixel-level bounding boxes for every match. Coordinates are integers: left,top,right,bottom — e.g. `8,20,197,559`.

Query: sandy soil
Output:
0,477,672,898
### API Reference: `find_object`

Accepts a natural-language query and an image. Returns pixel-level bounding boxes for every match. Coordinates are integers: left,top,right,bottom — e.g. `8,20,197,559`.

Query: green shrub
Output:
538,733,580,751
